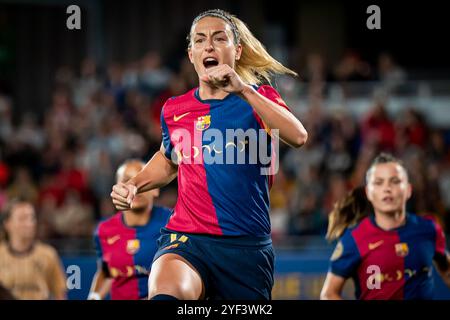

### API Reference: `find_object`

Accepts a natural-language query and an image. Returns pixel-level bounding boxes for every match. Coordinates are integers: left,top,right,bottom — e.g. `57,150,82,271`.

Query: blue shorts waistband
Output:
161,227,272,247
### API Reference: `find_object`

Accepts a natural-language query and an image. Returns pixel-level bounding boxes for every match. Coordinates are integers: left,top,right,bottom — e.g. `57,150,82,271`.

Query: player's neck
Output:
198,83,229,100
123,209,151,227
8,237,34,255
374,210,406,230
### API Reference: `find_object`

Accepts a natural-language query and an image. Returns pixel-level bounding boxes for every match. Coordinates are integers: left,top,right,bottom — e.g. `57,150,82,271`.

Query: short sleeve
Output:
253,85,291,133
256,85,291,112
329,230,361,278
160,105,173,159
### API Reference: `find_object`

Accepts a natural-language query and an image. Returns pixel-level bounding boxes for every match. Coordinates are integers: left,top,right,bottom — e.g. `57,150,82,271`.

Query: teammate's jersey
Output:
94,206,171,300
330,213,448,300
160,85,289,236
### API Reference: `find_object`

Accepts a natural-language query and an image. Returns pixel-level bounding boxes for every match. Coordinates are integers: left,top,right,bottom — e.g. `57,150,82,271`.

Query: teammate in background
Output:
321,153,450,300
89,160,171,300
111,9,307,300
0,199,67,300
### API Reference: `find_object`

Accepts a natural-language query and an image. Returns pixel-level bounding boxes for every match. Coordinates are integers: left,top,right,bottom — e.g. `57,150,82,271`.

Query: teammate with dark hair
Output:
321,153,450,300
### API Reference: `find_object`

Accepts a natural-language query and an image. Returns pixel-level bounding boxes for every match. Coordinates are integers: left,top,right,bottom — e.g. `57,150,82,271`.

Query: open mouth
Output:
203,57,219,68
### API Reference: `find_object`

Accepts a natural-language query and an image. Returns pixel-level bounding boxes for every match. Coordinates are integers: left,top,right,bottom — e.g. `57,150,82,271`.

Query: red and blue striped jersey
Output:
160,85,290,236
330,213,448,299
94,206,171,300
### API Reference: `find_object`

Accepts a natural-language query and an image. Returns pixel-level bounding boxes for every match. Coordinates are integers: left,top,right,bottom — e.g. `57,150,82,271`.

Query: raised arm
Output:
200,64,308,149
111,145,178,211
239,85,308,148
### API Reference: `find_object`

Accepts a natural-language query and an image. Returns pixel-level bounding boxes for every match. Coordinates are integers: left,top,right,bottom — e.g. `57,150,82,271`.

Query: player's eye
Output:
195,38,204,43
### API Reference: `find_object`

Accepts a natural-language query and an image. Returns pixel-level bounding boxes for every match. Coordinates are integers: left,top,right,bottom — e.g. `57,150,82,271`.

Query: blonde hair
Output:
188,9,298,85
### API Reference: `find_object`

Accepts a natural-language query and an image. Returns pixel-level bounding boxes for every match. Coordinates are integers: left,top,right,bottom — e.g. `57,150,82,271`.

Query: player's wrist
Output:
88,292,102,300
238,84,255,99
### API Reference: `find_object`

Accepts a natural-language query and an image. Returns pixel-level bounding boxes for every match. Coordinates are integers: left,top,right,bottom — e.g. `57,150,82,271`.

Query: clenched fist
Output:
110,182,138,211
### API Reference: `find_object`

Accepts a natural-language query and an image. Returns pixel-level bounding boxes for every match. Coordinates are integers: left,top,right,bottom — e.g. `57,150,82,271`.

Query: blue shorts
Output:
152,228,275,300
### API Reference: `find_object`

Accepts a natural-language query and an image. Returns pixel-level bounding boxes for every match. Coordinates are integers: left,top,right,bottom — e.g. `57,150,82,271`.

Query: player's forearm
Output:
128,151,178,194
89,270,111,300
240,85,308,148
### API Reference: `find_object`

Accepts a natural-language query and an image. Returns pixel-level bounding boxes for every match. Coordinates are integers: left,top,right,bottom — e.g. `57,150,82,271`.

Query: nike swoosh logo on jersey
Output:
107,235,120,245
368,240,384,250
173,112,191,121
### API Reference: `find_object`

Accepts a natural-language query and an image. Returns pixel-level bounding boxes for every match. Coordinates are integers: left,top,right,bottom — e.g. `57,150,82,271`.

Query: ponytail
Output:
188,9,298,85
230,16,298,84
326,186,371,241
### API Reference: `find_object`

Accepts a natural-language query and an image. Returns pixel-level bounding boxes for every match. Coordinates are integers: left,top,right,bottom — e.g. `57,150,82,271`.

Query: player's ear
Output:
188,47,194,64
365,185,373,202
150,188,160,198
235,43,242,61
406,183,412,200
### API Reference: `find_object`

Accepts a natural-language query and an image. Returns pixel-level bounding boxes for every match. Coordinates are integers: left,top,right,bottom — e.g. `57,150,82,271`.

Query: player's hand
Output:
200,64,248,94
111,182,137,211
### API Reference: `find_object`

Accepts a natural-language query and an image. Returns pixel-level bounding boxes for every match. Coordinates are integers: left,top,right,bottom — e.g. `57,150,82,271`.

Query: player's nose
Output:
204,39,214,52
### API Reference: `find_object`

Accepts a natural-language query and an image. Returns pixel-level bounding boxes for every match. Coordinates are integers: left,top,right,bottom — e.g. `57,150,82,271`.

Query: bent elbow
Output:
292,128,308,148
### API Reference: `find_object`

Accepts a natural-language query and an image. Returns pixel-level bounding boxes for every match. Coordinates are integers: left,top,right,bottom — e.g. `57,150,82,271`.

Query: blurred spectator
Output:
288,188,325,236
270,169,296,240
361,101,396,151
6,167,38,205
140,51,172,96
73,58,102,109
15,113,45,150
51,189,94,238
322,174,350,215
395,108,428,148
334,50,372,82
303,53,331,99
377,52,406,91
105,62,127,110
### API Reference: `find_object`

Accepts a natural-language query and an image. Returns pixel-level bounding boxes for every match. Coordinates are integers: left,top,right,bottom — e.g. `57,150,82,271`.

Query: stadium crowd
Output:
0,50,449,248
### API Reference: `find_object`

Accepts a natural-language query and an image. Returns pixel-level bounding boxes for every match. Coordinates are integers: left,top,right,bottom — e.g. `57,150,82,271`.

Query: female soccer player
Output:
0,199,67,300
320,153,450,300
110,9,307,300
89,160,171,300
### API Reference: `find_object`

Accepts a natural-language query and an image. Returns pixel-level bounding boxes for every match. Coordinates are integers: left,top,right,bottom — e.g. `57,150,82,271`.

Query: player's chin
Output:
378,204,402,215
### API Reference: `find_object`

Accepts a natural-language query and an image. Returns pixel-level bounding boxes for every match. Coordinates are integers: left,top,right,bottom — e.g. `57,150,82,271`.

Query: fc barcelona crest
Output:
395,243,409,257
196,115,211,131
126,239,140,255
